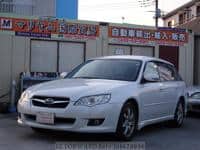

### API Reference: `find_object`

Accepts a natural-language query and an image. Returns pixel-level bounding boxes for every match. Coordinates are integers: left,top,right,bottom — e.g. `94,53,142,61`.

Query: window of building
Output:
168,21,172,27
0,0,13,13
183,12,187,22
186,9,192,20
197,6,200,16
179,14,184,24
179,13,187,24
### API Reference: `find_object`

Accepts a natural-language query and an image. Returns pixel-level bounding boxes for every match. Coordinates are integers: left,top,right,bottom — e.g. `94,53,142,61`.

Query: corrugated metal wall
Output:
0,35,29,104
194,36,200,85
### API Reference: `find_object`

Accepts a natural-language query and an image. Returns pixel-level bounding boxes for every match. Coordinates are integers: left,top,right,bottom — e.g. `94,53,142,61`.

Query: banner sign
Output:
0,17,99,39
109,26,188,46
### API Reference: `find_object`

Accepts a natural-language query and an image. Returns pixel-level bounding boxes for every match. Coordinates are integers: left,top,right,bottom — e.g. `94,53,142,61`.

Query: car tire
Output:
170,101,184,128
116,102,137,141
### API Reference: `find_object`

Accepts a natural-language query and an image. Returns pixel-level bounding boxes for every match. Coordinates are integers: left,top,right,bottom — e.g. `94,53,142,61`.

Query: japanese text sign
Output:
0,17,99,39
109,26,188,46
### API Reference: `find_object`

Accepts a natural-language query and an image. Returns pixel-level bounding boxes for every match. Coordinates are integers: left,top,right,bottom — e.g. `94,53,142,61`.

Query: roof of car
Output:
91,55,174,66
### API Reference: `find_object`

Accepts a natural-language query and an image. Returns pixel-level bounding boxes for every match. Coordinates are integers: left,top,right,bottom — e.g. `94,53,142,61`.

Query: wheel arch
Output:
123,98,139,124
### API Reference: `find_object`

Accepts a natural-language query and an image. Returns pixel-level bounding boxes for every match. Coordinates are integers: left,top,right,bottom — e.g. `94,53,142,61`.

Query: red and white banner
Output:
109,26,188,46
0,17,99,39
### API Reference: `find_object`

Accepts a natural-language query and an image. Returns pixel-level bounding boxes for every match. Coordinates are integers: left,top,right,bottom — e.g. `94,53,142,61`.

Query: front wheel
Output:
116,102,137,141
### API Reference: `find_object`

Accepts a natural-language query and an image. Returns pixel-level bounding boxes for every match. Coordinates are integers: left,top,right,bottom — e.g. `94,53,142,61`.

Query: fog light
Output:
87,119,104,126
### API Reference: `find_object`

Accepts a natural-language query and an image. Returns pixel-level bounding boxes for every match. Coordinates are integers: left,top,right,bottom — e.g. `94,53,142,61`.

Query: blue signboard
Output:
56,0,78,19
15,32,51,38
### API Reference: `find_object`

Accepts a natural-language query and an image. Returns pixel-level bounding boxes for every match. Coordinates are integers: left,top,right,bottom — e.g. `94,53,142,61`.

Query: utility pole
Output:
138,0,160,28
155,0,159,28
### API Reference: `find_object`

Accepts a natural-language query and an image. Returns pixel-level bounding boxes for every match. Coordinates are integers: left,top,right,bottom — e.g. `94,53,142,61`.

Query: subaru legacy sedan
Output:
18,56,187,140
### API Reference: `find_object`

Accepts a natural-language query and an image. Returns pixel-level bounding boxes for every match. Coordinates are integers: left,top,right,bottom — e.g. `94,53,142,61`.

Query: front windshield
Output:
67,59,142,81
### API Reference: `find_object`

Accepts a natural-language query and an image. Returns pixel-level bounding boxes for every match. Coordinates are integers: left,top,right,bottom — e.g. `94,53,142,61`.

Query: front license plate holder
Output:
36,112,54,125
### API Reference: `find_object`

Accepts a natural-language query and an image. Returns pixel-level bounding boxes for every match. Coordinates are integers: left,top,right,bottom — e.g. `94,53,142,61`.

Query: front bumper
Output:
17,100,122,133
188,98,200,112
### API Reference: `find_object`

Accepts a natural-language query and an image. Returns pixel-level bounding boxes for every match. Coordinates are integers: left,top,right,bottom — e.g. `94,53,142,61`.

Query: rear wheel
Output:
170,101,184,127
116,102,137,141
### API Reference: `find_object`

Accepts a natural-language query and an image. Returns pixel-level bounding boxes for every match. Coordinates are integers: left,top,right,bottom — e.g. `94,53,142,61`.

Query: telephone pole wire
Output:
155,0,159,28
138,0,160,28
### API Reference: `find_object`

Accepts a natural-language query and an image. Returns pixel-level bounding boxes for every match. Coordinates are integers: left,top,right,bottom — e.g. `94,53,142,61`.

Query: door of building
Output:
31,40,57,72
159,46,179,70
59,42,85,73
31,40,85,73
108,45,131,55
132,46,154,57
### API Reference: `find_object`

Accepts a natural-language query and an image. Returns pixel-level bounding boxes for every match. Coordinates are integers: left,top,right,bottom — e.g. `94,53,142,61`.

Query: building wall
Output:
33,0,56,17
163,4,199,27
162,3,200,86
0,35,30,103
163,14,179,27
179,33,194,86
13,0,34,16
0,35,12,103
1,0,78,19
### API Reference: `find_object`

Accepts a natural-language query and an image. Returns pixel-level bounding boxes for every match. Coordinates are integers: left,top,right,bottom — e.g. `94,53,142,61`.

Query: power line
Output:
137,0,155,7
80,0,162,26
138,0,160,27
81,6,145,11
81,2,140,9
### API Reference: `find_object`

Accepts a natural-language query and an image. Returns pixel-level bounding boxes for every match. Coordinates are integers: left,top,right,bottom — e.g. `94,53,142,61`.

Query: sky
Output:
78,0,191,26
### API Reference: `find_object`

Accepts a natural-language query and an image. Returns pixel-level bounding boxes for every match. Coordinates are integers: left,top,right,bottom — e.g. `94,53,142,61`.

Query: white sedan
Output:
18,56,187,140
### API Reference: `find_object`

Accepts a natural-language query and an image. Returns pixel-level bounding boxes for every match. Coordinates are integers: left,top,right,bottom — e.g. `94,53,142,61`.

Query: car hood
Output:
27,79,133,101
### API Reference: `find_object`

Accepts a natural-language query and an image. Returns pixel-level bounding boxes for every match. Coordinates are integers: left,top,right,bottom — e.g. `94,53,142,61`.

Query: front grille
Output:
32,95,70,108
24,114,75,125
32,95,69,101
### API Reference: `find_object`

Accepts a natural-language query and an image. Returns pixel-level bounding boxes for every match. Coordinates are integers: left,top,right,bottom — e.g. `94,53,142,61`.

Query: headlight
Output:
19,91,31,102
191,93,200,99
74,94,111,107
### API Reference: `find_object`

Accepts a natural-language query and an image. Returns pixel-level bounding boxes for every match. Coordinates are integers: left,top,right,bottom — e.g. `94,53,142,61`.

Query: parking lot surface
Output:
0,113,200,150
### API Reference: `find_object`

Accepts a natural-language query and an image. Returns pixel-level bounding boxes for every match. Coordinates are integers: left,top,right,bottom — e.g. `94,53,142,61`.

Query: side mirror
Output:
143,73,159,82
60,72,68,79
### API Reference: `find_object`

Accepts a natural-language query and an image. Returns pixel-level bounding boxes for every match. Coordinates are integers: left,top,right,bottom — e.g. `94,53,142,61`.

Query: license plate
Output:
36,112,54,125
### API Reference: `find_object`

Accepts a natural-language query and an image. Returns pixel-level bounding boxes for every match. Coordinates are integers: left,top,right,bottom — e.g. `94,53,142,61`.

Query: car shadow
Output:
187,112,200,118
136,122,167,136
27,130,116,141
26,122,170,141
